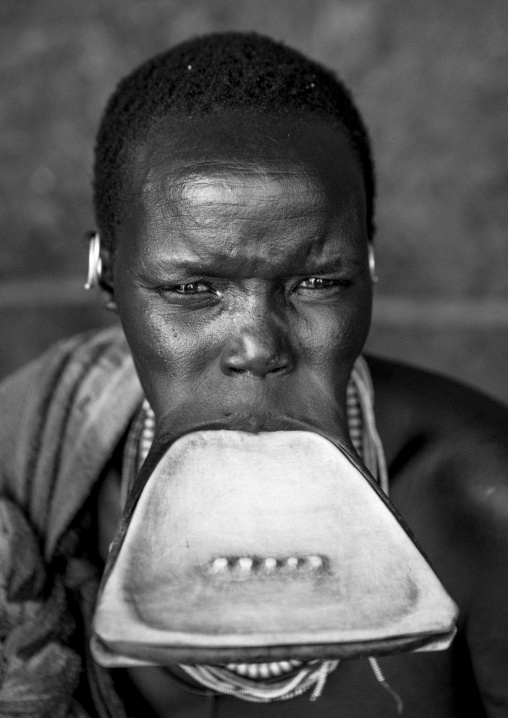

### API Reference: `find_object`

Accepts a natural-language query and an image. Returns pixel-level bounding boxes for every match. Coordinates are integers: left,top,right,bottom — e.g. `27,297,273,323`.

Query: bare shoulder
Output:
366,355,508,715
366,354,508,464
366,353,508,511
365,354,508,547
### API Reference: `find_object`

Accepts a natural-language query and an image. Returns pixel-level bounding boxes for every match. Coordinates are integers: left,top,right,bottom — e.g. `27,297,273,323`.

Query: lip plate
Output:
92,429,458,667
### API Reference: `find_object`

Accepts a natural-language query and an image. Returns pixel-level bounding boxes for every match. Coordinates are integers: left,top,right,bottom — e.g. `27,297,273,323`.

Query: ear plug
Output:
84,232,117,311
84,232,102,290
368,243,379,283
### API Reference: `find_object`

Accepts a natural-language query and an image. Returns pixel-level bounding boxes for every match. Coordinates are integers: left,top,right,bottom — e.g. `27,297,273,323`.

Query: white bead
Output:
268,662,282,675
289,659,303,667
210,557,228,573
286,556,298,569
235,663,248,675
258,663,270,678
308,555,323,569
247,663,260,678
279,661,292,672
264,557,277,570
238,557,253,571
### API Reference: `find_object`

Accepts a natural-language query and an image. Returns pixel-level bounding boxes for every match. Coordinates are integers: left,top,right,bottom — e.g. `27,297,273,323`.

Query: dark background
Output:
1,0,507,403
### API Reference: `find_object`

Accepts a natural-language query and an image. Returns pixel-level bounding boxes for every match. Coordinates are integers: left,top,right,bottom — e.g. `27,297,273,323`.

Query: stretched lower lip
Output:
218,412,313,433
155,408,336,444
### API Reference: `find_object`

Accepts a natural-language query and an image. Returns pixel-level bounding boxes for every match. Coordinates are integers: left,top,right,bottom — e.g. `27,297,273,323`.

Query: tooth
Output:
264,557,277,570
279,661,292,672
286,556,298,569
289,659,303,667
235,663,248,675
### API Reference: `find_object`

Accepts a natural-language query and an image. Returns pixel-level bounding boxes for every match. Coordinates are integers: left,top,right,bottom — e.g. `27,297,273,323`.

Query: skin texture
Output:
112,115,371,444
96,113,508,717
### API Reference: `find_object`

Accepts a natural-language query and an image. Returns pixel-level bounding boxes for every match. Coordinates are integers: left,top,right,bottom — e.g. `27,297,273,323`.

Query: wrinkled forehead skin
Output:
112,113,372,446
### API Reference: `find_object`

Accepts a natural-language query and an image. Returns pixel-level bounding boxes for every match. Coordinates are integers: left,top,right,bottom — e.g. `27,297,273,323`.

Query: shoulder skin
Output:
368,355,508,716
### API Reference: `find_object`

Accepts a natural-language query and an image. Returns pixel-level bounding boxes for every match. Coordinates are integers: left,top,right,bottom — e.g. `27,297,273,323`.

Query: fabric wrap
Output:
0,499,81,717
0,327,143,717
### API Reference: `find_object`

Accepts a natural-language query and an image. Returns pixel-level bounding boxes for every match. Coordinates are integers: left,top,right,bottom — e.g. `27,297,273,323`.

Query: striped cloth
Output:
0,327,142,718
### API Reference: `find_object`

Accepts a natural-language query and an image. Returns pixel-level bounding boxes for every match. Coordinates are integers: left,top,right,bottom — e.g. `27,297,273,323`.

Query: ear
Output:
99,242,117,312
84,232,117,312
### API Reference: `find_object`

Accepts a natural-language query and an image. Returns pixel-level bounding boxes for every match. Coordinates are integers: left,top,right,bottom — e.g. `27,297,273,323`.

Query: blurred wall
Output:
0,0,507,402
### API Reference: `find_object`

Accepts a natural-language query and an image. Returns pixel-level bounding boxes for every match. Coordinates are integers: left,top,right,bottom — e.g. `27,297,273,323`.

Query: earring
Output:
84,232,102,290
368,244,379,283
84,231,118,311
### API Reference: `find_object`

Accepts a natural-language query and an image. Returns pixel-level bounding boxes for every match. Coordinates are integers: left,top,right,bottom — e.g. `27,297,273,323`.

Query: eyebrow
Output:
148,255,356,278
295,257,354,274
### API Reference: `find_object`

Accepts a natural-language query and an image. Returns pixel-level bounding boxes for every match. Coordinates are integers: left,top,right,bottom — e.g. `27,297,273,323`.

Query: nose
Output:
220,321,295,379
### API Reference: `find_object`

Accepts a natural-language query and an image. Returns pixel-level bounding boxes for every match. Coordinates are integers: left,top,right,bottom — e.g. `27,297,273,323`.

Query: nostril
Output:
220,334,294,378
225,363,288,378
268,364,287,375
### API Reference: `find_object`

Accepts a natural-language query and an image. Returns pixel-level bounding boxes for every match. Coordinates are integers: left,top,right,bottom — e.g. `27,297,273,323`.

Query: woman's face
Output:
112,114,372,443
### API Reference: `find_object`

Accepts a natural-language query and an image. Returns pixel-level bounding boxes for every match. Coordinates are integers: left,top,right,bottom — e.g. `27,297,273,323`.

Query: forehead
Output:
128,113,364,198
119,114,367,269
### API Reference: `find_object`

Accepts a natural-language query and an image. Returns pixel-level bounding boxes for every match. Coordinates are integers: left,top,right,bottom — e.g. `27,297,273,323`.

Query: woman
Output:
0,32,507,717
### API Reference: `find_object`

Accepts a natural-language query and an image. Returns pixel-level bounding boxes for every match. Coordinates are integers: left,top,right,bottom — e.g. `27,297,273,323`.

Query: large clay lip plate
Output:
92,430,458,666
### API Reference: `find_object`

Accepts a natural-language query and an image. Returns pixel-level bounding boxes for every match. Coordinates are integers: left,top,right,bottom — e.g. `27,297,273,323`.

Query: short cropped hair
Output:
94,32,375,251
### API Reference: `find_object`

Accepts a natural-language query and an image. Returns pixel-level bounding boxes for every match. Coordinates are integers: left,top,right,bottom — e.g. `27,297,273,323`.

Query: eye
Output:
173,282,210,294
293,276,353,299
157,281,220,305
298,277,338,290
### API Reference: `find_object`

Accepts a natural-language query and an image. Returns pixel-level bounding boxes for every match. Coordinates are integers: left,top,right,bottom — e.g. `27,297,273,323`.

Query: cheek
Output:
116,293,222,407
298,286,372,370
139,315,218,384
